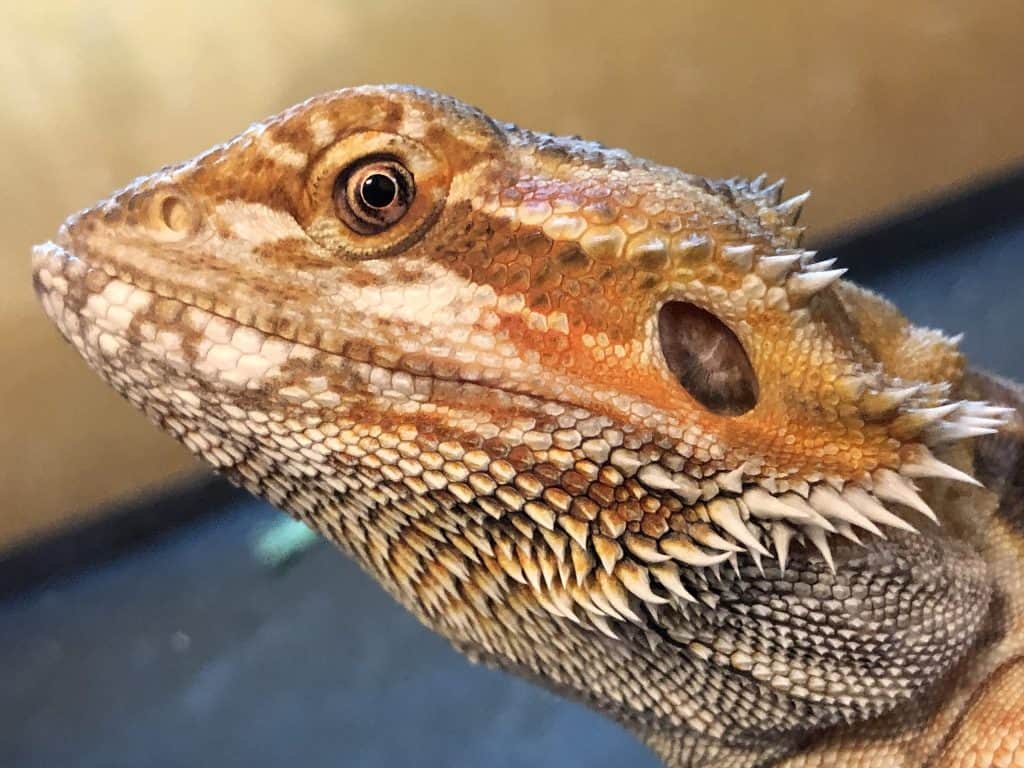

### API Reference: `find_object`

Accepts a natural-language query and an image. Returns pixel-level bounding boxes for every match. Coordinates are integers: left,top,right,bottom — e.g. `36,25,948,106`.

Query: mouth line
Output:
30,239,605,423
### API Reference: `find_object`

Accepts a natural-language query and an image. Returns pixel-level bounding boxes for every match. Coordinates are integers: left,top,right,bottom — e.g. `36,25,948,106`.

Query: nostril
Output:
147,188,200,239
160,194,191,232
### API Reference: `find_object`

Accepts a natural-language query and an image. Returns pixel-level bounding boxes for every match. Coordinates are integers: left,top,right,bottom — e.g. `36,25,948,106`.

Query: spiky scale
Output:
649,562,698,604
901,446,982,487
624,533,672,563
808,485,884,538
872,469,938,523
593,534,623,574
597,569,642,623
787,268,847,301
775,191,811,224
721,243,757,271
707,498,769,558
615,560,669,605
859,386,921,418
756,253,803,283
804,525,836,573
842,486,918,534
660,536,732,567
744,486,811,521
637,464,682,492
770,522,794,573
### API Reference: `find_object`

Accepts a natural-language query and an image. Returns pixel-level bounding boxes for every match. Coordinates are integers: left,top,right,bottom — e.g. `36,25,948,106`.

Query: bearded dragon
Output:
32,85,1024,767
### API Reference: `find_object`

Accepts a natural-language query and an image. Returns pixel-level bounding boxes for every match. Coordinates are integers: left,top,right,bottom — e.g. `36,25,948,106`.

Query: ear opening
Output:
657,301,759,416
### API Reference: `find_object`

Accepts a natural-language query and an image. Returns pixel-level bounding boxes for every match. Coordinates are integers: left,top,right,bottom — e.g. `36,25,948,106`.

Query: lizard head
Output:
34,84,1010,612
33,85,1019,749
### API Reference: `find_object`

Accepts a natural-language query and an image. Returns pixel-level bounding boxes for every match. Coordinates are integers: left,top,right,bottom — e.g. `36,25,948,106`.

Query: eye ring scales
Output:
302,129,450,259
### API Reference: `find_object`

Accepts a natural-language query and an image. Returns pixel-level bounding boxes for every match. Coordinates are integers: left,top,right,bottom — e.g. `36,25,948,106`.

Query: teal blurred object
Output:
252,517,322,568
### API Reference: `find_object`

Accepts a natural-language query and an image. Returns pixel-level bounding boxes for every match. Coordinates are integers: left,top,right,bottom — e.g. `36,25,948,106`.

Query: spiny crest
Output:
710,237,846,312
712,174,810,247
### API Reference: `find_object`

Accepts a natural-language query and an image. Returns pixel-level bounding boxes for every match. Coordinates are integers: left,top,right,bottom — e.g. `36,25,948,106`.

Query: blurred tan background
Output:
2,0,1023,551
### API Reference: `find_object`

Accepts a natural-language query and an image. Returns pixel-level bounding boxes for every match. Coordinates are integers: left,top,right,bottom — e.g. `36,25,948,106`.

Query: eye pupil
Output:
360,172,398,209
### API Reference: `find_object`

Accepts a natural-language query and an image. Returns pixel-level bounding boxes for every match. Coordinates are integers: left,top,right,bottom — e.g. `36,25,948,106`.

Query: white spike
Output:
787,478,811,498
762,179,785,204
960,403,1016,419
727,552,742,580
747,546,766,577
872,468,938,523
808,485,884,538
842,486,918,534
623,533,673,563
901,447,982,487
615,561,669,605
834,522,862,544
859,385,921,416
637,464,682,491
787,268,847,300
780,493,837,532
757,253,802,282
649,562,698,603
802,258,838,272
660,536,733,567
798,249,819,266
707,498,769,557
776,191,811,223
770,522,794,573
803,525,835,573
721,244,757,271
743,487,811,521
569,582,602,615
959,416,1009,429
673,474,704,504
927,422,998,443
907,402,962,425
716,464,746,494
691,526,744,553
587,587,621,621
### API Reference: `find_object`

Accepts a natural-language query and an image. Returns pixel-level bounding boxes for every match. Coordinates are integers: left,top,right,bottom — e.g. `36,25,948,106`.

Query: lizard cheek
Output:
657,300,759,417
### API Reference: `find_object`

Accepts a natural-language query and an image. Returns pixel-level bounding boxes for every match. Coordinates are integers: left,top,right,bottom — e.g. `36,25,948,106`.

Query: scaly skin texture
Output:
32,86,1024,767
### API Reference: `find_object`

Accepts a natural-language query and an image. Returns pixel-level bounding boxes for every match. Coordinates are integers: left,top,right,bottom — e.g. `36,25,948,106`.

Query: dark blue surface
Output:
0,502,655,767
2,221,1022,768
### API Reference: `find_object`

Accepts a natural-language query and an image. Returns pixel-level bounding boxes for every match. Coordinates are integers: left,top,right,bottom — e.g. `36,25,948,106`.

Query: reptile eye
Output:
334,157,414,235
658,301,759,416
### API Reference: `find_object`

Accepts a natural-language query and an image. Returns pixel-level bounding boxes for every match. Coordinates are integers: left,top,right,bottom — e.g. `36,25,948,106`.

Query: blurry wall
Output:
2,1,1023,550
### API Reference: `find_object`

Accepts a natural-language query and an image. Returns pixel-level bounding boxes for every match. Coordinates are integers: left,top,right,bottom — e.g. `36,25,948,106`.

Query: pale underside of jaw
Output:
31,236,1016,635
